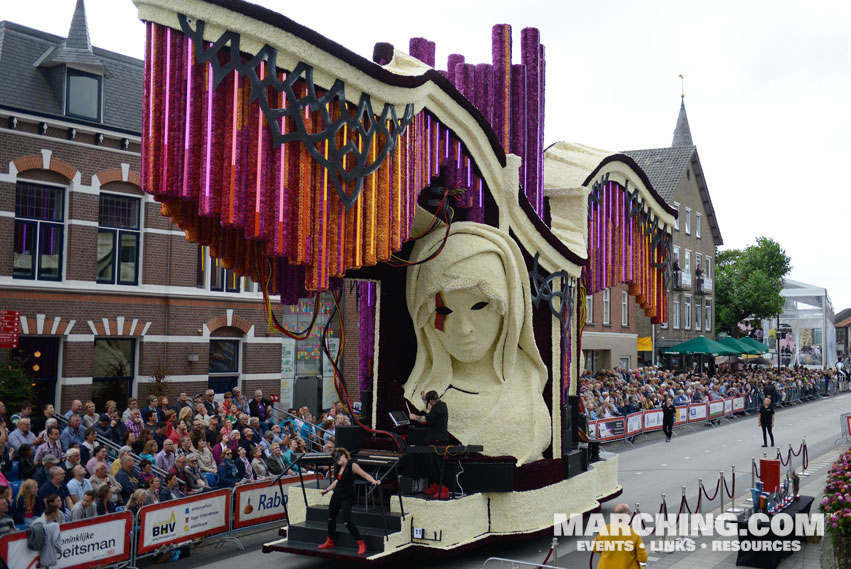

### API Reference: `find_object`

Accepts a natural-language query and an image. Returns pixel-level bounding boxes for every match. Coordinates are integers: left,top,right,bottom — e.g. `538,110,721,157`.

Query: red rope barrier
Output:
679,494,692,515
701,478,721,502
752,460,761,479
722,474,734,499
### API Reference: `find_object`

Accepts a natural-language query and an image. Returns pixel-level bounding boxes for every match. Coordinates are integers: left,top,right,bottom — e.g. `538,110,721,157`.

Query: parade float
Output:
132,0,676,561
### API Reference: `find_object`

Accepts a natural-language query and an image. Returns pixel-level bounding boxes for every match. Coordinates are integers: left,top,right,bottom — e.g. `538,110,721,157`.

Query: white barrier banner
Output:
708,400,724,418
643,409,663,431
723,399,733,415
0,512,132,569
233,474,321,529
733,397,745,412
688,403,708,422
674,406,689,424
626,413,643,436
138,489,230,554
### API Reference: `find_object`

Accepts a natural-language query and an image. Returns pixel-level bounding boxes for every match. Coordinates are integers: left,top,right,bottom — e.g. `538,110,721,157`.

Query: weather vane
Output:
679,74,685,99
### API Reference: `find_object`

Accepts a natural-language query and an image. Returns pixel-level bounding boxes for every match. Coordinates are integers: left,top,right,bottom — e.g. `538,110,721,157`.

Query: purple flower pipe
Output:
447,53,465,87
491,24,511,152
521,27,540,215
510,64,526,193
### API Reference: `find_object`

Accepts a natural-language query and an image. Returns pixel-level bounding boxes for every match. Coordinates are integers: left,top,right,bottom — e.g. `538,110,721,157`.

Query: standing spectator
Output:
66,465,93,504
8,417,38,455
81,401,99,428
759,397,775,448
33,496,63,568
36,466,72,516
70,490,97,520
60,414,85,452
12,479,38,527
16,444,36,481
591,504,648,569
63,399,83,420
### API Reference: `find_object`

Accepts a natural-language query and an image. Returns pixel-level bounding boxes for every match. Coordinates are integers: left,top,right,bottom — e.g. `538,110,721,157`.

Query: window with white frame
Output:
685,208,692,234
674,203,680,230
683,249,691,286
705,299,712,331
684,295,692,329
673,295,680,329
696,212,702,238
585,295,594,324
621,290,629,326
695,297,702,331
14,182,65,281
97,193,140,285
696,252,702,274
704,257,711,278
602,289,611,325
673,245,681,271
197,246,257,293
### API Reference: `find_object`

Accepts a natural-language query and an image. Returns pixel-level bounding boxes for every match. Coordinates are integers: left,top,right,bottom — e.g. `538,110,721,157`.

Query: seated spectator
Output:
159,473,183,501
121,397,139,423
95,484,116,516
62,448,82,482
70,490,97,521
153,421,168,449
81,427,97,464
217,448,240,487
86,445,109,477
8,416,38,455
211,434,230,465
139,439,158,463
240,428,259,453
36,466,72,517
266,443,287,476
156,439,177,472
81,401,98,429
12,479,38,527
126,488,148,516
64,400,83,420
33,454,60,488
250,446,269,479
110,446,133,476
16,443,36,481
194,440,217,474
283,438,304,474
168,455,196,494
177,435,194,458
139,459,156,485
320,419,335,445
90,461,122,505
231,387,249,414
60,414,85,452
235,446,255,483
260,430,275,455
177,406,194,428
249,390,273,432
0,488,13,537
183,454,209,492
145,477,161,504
96,413,120,446
35,426,63,465
66,465,93,504
115,455,141,504
194,403,212,428
125,409,144,440
142,395,166,424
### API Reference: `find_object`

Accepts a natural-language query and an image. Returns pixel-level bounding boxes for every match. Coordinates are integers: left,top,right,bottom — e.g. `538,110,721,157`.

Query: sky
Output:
3,0,850,312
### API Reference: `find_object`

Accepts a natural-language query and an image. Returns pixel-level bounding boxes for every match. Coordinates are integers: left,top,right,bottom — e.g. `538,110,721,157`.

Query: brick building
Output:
0,2,361,415
623,97,723,363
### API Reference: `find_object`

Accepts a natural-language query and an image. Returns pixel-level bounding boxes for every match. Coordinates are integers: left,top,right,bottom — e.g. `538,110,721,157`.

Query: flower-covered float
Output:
132,0,677,561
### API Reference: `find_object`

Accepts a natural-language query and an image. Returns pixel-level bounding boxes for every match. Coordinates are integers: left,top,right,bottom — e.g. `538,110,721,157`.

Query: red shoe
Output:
437,486,450,500
424,483,439,495
318,537,334,549
357,540,367,555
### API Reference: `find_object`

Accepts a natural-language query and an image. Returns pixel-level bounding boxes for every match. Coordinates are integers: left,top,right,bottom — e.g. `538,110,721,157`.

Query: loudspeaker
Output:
565,450,584,478
359,390,373,427
399,476,427,495
456,462,514,493
336,426,368,452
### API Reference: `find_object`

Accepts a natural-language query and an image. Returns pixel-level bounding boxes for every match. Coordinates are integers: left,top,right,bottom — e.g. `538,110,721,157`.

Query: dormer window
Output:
66,68,102,121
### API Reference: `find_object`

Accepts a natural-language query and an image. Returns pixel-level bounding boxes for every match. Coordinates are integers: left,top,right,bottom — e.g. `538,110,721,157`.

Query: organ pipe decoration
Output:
142,19,492,300
585,175,672,324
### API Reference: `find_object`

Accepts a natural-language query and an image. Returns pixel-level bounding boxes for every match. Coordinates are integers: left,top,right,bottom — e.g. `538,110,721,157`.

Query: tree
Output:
715,237,791,337
0,355,35,412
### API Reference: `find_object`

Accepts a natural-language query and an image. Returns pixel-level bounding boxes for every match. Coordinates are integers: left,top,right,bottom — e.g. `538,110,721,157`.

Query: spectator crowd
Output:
0,388,352,537
579,365,843,420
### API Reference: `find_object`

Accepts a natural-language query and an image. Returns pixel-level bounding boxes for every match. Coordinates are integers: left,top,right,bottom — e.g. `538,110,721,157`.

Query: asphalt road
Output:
157,391,849,569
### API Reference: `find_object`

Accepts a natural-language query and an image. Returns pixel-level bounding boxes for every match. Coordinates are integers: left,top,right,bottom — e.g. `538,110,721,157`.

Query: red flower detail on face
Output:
434,291,450,332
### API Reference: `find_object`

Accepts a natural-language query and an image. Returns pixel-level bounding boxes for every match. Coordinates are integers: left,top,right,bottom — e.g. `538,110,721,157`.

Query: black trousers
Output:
761,425,774,447
662,421,673,439
327,492,361,541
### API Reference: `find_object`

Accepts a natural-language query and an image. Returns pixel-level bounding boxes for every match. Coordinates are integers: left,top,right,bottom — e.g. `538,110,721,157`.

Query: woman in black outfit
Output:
318,448,380,555
661,396,675,442
758,397,775,447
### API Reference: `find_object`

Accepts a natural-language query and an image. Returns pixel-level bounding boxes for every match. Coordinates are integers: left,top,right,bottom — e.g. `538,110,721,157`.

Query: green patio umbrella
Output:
664,336,739,356
718,336,762,355
739,336,770,354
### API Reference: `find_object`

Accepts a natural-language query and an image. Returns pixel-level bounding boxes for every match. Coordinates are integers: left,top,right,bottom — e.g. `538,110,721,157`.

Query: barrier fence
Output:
0,474,316,569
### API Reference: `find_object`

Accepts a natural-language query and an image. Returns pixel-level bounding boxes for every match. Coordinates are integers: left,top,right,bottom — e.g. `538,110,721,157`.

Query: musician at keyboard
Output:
409,390,451,498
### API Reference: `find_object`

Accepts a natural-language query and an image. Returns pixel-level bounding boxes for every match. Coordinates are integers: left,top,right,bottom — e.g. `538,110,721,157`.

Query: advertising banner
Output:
688,403,708,422
0,512,132,569
321,338,340,409
643,409,663,431
733,397,745,412
626,413,643,436
595,417,625,441
708,401,724,418
723,398,733,415
587,420,597,440
233,474,321,529
138,489,230,554
674,406,689,425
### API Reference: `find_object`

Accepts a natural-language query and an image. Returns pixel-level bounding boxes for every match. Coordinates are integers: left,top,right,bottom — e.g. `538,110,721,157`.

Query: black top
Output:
759,405,774,427
424,401,449,445
662,402,676,423
334,460,357,499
